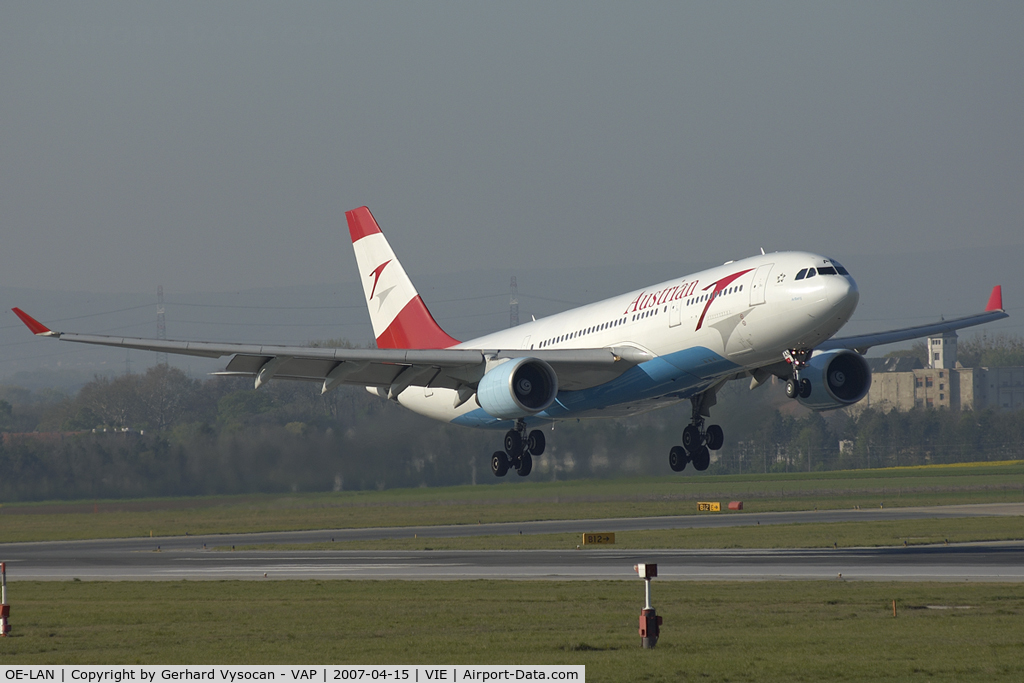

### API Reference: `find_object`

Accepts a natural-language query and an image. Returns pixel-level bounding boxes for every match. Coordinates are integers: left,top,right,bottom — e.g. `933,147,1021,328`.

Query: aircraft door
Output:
749,263,774,306
669,301,682,328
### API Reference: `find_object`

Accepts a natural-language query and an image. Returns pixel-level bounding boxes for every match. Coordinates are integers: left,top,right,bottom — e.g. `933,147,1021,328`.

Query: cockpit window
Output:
817,266,837,275
828,258,850,275
805,268,817,278
795,268,807,280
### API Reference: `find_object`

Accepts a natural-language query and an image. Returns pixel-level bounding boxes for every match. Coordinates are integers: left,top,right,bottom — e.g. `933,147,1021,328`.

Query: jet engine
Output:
476,357,558,419
796,349,871,411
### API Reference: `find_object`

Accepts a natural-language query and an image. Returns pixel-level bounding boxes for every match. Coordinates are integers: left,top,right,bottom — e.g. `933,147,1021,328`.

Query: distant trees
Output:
884,340,928,365
0,400,12,430
0,342,1022,501
958,333,1024,367
884,332,1024,368
715,404,1024,476
47,365,209,432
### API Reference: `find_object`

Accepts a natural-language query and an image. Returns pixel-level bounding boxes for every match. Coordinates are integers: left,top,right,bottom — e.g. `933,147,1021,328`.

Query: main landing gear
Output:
783,349,813,400
669,389,724,473
491,419,546,478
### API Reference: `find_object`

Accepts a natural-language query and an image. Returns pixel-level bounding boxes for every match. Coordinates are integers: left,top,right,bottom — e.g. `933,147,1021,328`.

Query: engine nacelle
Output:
796,349,872,411
476,357,558,419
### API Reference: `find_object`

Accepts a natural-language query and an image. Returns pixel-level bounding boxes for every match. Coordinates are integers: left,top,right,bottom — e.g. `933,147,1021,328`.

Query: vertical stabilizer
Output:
346,206,460,349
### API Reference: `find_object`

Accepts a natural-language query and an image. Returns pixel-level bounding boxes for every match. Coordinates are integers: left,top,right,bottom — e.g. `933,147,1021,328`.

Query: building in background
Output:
852,331,1024,413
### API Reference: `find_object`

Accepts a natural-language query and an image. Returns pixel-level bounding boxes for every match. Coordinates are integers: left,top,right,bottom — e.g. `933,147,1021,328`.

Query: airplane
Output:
13,206,1009,477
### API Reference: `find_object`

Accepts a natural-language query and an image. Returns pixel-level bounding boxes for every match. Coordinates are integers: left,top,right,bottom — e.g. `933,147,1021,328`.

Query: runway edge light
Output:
1,561,10,636
634,563,662,649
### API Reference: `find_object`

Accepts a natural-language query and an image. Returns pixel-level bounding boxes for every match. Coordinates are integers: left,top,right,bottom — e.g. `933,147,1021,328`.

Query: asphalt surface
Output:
2,503,1022,582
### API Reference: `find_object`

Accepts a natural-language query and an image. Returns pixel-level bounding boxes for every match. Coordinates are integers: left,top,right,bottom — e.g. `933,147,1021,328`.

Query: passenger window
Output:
795,269,807,280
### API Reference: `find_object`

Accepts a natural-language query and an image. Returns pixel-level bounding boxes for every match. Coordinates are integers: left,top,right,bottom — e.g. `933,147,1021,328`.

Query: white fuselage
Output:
396,251,859,428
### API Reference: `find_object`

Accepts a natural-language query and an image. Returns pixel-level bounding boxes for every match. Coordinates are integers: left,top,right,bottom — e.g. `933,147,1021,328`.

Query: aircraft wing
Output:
817,285,1008,354
11,308,650,394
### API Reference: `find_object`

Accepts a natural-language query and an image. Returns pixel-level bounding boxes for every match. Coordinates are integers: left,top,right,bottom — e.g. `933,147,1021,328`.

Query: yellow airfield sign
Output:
697,501,721,512
582,533,615,545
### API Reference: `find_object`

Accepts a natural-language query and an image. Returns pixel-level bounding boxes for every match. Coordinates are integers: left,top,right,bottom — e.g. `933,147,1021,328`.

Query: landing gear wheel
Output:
503,430,523,456
682,425,701,451
786,378,799,399
491,451,510,477
691,445,711,471
669,446,688,472
705,424,724,451
799,378,812,399
527,430,546,456
517,453,533,477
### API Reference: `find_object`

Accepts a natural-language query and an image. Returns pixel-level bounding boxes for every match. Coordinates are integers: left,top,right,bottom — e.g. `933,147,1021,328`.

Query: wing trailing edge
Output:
819,285,1008,354
9,305,648,392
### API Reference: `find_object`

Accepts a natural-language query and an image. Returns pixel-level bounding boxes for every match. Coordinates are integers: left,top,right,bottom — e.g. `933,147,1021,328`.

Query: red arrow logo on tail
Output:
369,260,392,300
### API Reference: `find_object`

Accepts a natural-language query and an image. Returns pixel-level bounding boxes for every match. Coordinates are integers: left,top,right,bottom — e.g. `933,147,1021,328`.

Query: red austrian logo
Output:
623,268,752,331
368,260,392,300
695,270,752,330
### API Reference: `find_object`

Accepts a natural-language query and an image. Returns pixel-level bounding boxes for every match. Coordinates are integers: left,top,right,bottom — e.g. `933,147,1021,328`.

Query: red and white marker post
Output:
634,563,662,649
1,561,10,636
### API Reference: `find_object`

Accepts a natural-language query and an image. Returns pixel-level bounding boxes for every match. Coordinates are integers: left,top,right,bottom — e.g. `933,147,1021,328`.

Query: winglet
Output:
11,308,57,336
985,285,1003,312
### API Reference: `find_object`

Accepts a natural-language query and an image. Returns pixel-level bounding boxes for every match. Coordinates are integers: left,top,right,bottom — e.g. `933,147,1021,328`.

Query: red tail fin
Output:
345,207,460,349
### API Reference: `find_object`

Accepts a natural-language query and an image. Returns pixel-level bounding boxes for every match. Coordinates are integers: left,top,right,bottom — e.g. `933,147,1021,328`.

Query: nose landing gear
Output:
491,419,546,478
783,349,813,399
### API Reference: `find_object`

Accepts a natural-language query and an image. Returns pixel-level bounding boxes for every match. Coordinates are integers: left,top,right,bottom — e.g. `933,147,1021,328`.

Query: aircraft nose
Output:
827,274,859,314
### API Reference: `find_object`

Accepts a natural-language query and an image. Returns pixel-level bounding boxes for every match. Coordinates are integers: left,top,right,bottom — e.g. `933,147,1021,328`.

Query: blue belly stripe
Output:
450,346,741,429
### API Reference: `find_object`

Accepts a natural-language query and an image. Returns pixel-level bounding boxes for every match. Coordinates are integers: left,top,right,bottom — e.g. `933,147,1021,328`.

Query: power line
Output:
156,285,168,366
509,276,519,328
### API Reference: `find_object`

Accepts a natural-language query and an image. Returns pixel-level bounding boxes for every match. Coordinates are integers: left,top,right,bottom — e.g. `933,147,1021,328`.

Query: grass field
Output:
2,461,1023,543
1,580,1022,681
3,464,1023,680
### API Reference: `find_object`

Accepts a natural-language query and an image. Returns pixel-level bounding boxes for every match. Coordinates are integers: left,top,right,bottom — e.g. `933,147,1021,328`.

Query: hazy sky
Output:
3,2,1022,297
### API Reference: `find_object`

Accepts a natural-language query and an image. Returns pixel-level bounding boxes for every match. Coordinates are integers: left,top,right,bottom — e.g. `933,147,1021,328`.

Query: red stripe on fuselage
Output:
346,206,383,243
376,295,461,349
695,269,753,331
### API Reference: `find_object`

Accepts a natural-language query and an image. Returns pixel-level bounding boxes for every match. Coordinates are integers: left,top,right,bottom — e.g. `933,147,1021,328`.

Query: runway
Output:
2,503,1022,582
